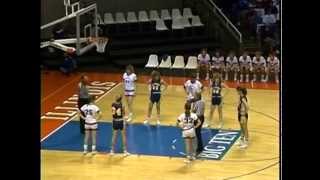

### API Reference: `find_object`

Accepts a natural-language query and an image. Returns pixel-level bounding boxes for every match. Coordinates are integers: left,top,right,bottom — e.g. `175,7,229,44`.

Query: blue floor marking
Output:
41,121,240,160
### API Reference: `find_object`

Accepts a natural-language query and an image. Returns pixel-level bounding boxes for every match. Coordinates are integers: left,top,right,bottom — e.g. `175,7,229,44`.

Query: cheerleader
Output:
211,51,225,77
236,87,250,148
265,52,280,83
110,95,130,156
144,70,168,125
123,65,137,122
239,51,252,83
197,48,210,80
252,51,267,82
78,95,101,155
225,51,240,81
208,74,229,128
177,102,201,163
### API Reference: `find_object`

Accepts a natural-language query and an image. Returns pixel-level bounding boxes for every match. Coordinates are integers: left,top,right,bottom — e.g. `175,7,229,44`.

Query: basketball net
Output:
88,37,108,53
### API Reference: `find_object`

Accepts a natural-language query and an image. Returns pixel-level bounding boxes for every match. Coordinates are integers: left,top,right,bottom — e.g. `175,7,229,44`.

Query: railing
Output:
206,0,242,44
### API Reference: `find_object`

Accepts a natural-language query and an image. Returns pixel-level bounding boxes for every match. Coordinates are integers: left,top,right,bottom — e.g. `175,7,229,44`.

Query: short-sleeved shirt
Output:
123,73,137,91
80,104,100,123
177,113,198,130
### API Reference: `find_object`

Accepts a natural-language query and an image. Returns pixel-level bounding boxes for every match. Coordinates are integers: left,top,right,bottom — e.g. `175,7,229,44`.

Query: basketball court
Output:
41,70,279,180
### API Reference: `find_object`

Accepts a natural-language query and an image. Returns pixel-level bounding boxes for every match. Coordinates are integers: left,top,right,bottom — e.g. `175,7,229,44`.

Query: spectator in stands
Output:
60,52,77,75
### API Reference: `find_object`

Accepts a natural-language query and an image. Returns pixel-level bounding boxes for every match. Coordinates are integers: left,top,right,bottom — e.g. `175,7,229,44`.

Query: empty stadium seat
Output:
172,9,182,19
156,19,168,31
172,56,185,68
172,18,184,30
183,8,193,18
138,11,149,22
115,12,126,23
127,12,138,22
159,55,172,68
145,54,159,68
181,17,191,28
150,10,160,21
104,13,114,24
161,9,171,20
191,16,204,26
185,56,197,69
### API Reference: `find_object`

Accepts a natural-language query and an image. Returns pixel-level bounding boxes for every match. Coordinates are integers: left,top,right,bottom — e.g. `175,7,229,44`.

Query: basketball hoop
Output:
88,37,108,53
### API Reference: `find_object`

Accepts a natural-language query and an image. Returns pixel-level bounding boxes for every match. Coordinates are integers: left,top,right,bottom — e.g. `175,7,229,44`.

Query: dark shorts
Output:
238,113,248,121
212,96,222,106
112,120,124,130
150,93,161,103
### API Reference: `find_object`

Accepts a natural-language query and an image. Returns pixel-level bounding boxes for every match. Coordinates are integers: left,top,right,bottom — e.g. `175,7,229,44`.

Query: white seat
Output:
172,9,182,19
150,10,160,21
185,56,198,69
159,56,172,68
172,56,185,69
145,54,159,68
181,17,191,28
191,16,204,26
183,8,193,18
104,13,114,24
156,19,168,31
172,18,184,30
115,12,126,23
161,9,171,20
138,11,149,22
127,12,138,22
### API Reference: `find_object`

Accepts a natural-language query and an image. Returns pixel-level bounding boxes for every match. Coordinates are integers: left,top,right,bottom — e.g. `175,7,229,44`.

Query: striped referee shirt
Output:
193,99,205,116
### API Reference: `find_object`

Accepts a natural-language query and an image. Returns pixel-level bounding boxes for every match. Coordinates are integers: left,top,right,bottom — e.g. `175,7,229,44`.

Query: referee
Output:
78,75,90,134
192,92,205,155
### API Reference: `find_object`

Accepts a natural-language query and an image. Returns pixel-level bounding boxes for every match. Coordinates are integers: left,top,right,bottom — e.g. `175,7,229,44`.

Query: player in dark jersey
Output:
208,73,229,128
144,70,167,125
236,86,249,148
110,95,130,156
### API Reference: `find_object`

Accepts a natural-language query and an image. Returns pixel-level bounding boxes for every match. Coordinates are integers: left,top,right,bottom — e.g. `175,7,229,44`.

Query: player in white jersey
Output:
123,65,137,122
252,51,267,82
225,51,240,81
211,51,225,76
239,51,252,83
177,102,201,163
78,96,101,155
184,74,203,103
266,52,280,83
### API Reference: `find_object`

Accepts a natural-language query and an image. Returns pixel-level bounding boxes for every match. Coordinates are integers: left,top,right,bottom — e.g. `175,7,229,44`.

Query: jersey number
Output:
84,109,93,116
112,108,122,116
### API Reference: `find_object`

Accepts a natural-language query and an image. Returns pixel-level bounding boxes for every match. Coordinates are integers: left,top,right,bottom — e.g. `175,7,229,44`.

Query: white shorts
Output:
125,90,135,96
182,128,196,138
85,122,98,130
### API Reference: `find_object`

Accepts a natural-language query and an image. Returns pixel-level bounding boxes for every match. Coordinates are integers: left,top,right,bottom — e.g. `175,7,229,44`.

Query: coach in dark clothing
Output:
78,75,90,134
192,92,205,155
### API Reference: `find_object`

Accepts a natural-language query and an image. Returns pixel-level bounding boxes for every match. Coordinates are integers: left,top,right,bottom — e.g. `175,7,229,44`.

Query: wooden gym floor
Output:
41,70,279,180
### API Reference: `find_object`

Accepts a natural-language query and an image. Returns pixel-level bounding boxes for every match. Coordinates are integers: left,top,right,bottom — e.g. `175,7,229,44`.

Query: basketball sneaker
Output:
91,150,97,156
239,141,248,149
126,113,133,122
218,122,224,129
143,119,149,124
123,150,130,156
83,150,88,155
157,120,161,125
110,150,114,155
184,159,191,163
235,138,244,146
